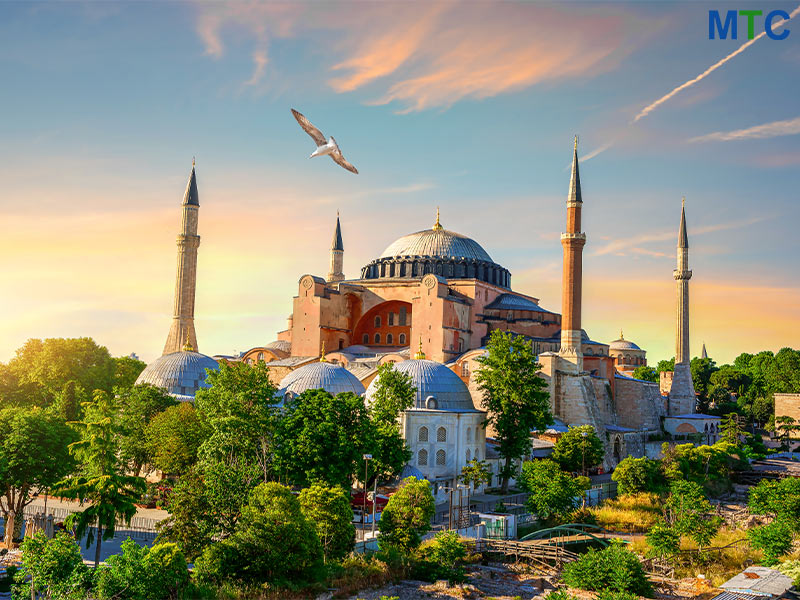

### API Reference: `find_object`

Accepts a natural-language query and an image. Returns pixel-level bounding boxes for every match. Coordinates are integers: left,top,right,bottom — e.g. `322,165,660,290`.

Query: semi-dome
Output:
278,361,366,399
360,216,511,289
135,351,219,401
365,358,476,411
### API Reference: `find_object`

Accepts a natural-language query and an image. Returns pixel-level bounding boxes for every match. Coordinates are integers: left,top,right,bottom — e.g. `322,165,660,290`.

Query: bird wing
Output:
291,109,327,146
330,148,359,174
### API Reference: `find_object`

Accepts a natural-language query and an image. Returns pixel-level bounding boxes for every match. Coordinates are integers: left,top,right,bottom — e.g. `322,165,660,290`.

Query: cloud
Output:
632,4,800,123
689,115,800,143
580,141,615,162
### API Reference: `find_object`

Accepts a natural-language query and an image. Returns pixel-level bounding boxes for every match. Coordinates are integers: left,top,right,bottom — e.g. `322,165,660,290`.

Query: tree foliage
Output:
663,480,721,550
298,483,355,562
561,543,653,597
145,402,209,475
632,366,658,383
94,539,190,600
645,524,680,559
112,355,147,391
611,457,663,495
378,477,435,552
748,478,800,530
519,459,590,524
367,363,415,482
15,532,91,600
552,425,604,474
475,330,552,492
459,459,492,492
747,520,794,565
117,384,178,475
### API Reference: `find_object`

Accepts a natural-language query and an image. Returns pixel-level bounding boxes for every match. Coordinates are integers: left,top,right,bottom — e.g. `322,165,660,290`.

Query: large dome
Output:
379,228,493,262
365,359,476,412
278,361,366,398
135,351,219,401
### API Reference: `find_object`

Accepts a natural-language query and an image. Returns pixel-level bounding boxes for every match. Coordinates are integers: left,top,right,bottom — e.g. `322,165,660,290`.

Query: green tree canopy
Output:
94,539,190,600
16,532,91,600
748,478,800,530
460,459,492,492
117,383,178,475
145,402,209,475
519,459,590,524
562,544,653,597
475,330,552,492
632,366,658,383
298,483,355,562
663,480,721,550
378,476,435,552
112,355,147,391
552,425,605,474
611,457,663,495
368,362,416,423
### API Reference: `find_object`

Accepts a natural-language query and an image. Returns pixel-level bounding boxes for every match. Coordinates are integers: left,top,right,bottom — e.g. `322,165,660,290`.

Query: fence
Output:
1,506,162,541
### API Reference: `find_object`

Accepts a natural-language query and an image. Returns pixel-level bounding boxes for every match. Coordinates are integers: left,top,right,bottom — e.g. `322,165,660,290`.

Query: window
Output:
418,426,428,442
387,333,393,345
374,333,381,344
374,316,381,328
474,448,480,460
399,307,407,326
467,427,472,442
388,312,395,326
436,449,446,466
362,334,369,344
399,333,406,345
258,352,264,361
461,362,470,377
437,427,446,442
338,339,344,349
418,449,428,466
466,449,471,461
458,339,464,352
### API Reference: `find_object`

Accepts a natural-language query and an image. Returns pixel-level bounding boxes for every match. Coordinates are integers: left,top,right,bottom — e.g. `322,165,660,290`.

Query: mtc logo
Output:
709,9,790,40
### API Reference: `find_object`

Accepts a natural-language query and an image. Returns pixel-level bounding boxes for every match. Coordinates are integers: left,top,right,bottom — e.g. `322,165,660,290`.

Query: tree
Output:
519,459,590,524
748,478,800,530
94,539,190,600
656,358,675,374
274,390,373,487
552,425,604,474
475,330,552,492
145,403,209,475
720,412,746,447
691,357,718,409
367,363,415,483
646,524,680,559
748,520,794,565
193,482,324,587
632,366,658,383
0,407,76,536
51,391,147,567
112,355,147,391
460,459,492,492
378,477,435,552
15,532,91,600
663,480,721,551
561,544,653,596
117,384,178,475
417,531,469,584
55,380,84,422
612,457,662,495
298,483,355,562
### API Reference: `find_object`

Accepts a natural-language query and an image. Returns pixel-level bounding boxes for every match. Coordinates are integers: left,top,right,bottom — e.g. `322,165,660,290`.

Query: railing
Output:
3,507,162,541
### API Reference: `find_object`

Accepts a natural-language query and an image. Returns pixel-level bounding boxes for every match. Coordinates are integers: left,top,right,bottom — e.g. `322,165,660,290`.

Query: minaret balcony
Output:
560,232,586,241
673,270,692,280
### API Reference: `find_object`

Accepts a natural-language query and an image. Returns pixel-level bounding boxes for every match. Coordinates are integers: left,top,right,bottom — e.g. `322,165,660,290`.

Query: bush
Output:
612,457,663,495
561,543,653,597
546,591,578,600
749,478,800,530
378,477,435,552
519,459,590,524
747,521,795,565
645,524,680,559
777,559,800,586
298,483,355,562
414,531,468,583
94,539,189,600
597,591,641,600
14,532,92,600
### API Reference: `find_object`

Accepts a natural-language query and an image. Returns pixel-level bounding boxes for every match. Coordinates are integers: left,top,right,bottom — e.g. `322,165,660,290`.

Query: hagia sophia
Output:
136,140,718,498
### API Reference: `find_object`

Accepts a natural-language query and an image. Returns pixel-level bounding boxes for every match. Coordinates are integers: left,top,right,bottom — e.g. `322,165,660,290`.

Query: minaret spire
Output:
327,211,345,283
559,136,587,368
668,196,695,414
163,161,201,355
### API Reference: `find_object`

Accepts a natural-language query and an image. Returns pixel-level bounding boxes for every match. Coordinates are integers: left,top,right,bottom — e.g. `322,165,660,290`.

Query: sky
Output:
0,1,799,366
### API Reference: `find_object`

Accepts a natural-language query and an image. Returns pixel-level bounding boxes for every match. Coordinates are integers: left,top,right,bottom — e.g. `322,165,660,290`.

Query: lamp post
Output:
581,430,588,476
362,454,372,543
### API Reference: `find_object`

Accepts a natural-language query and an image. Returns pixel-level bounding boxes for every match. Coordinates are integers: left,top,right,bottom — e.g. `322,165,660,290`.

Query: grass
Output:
590,493,662,533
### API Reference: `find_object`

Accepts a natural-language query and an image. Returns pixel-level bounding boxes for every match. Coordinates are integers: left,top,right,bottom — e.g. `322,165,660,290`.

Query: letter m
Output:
709,10,737,39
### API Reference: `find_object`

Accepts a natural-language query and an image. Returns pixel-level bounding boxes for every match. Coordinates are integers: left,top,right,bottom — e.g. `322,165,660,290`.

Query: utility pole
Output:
362,454,372,543
370,477,378,539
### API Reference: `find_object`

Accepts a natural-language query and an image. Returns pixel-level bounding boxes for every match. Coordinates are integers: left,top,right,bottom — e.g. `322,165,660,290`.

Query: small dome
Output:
365,359,476,411
278,361,366,398
135,351,219,400
610,338,642,351
379,228,493,262
265,340,291,353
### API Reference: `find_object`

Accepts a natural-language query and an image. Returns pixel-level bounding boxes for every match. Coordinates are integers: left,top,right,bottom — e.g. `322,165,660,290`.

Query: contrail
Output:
633,5,800,123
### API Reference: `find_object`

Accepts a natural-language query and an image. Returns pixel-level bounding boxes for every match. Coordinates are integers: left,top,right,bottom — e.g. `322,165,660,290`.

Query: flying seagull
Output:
291,108,358,174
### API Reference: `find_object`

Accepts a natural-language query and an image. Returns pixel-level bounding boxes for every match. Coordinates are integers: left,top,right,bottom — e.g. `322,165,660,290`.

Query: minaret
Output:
559,136,587,369
327,211,345,283
163,161,201,355
701,342,708,360
668,198,696,414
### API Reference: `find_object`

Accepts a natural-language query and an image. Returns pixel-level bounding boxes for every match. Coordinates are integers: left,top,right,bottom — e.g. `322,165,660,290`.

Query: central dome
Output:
379,228,493,262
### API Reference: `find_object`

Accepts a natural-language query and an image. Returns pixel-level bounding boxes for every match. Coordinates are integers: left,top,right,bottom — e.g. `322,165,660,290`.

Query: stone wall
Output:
615,377,665,430
775,393,800,421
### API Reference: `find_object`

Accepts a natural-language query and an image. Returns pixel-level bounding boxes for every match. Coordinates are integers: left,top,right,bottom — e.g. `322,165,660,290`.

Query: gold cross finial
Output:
433,207,442,230
320,341,327,362
414,336,426,360
182,331,194,352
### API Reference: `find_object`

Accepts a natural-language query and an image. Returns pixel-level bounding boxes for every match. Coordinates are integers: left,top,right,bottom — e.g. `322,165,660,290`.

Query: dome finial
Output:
320,341,327,362
433,207,442,231
414,336,426,360
182,331,194,352
620,329,624,340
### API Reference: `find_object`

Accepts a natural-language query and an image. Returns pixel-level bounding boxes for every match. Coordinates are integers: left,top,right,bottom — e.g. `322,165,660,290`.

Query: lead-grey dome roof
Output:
365,359,476,412
278,361,366,398
379,228,493,262
135,351,219,401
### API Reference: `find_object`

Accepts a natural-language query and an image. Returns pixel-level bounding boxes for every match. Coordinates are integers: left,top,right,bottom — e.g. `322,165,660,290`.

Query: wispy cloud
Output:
632,5,800,123
580,141,615,162
689,115,800,143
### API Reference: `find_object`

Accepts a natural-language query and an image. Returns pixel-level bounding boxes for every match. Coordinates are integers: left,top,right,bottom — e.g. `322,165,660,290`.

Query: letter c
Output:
766,9,790,40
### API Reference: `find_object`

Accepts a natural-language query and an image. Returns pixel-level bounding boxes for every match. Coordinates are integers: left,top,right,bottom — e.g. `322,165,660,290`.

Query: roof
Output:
484,293,554,313
605,424,636,433
379,226,493,262
331,215,344,251
135,351,219,399
709,592,769,600
666,413,721,420
610,338,642,351
265,356,316,368
278,361,366,398
183,165,199,206
265,340,291,353
568,137,582,204
679,200,689,248
365,358,477,412
720,567,793,596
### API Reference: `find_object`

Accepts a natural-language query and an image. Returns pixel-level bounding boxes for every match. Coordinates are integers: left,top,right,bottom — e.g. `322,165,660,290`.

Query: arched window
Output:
418,449,428,466
387,333,393,345
258,352,264,361
436,449,446,466
475,448,480,460
467,427,472,442
399,307,407,326
461,362,470,377
418,426,428,442
388,312,395,326
466,448,471,461
362,333,369,344
374,316,381,328
374,333,381,344
437,427,446,442
399,333,406,345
